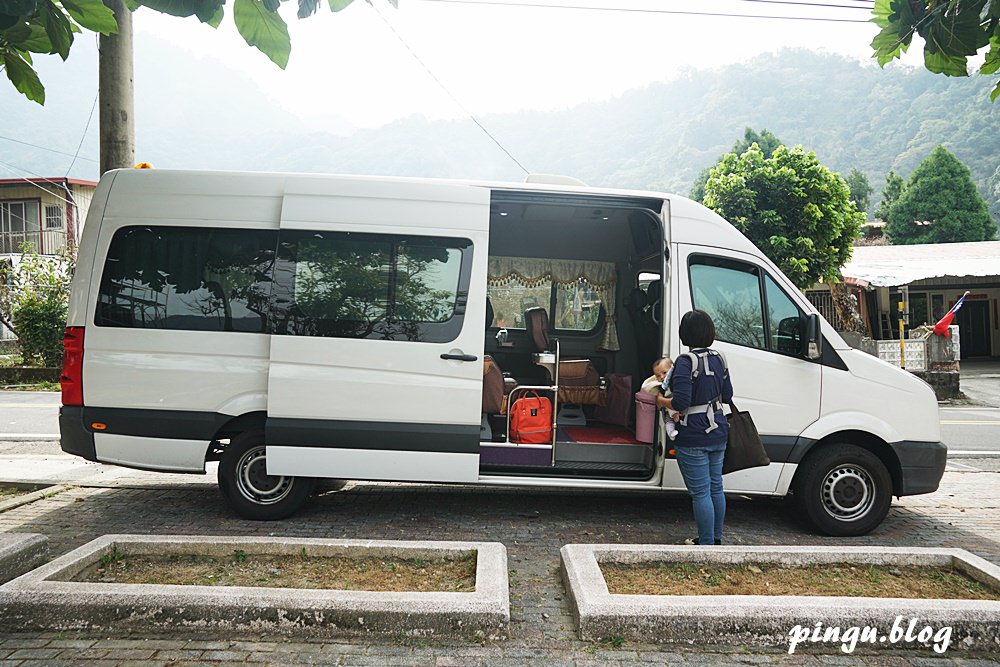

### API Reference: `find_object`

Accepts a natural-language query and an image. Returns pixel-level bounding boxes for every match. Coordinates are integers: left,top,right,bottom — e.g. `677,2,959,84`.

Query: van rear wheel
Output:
218,430,314,520
793,443,892,537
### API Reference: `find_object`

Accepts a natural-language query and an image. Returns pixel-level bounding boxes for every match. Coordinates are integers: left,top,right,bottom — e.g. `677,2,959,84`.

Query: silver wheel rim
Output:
235,445,293,506
821,464,875,522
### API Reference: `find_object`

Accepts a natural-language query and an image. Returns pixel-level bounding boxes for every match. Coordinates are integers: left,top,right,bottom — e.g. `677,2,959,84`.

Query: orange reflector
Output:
134,162,154,169
91,423,107,431
668,449,675,457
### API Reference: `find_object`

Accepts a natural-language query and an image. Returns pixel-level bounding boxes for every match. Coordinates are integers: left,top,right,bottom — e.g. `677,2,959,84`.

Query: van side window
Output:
271,231,471,343
764,274,803,355
689,256,766,349
95,226,276,333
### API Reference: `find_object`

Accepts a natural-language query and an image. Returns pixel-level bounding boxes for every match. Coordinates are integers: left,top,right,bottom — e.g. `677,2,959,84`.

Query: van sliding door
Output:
264,178,489,483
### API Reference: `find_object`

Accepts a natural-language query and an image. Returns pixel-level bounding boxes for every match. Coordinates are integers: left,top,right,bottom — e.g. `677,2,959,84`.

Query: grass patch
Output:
78,548,478,592
1,380,60,391
0,486,31,500
601,562,1000,600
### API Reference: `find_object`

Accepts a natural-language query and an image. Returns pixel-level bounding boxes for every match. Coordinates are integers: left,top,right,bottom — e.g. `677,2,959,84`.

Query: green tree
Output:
703,144,865,289
874,170,904,221
871,0,1000,101
844,168,873,215
989,164,1000,228
689,127,784,202
1,0,394,104
886,146,995,244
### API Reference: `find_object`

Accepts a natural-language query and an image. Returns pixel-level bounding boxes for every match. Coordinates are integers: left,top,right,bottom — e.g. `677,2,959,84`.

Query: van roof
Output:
105,168,758,255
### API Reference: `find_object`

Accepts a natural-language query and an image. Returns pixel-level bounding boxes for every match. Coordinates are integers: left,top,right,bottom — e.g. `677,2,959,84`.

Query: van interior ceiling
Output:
480,191,665,480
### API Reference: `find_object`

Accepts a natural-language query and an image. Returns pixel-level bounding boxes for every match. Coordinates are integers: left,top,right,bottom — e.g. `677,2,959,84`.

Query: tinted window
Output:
96,226,276,332
272,231,470,343
486,277,605,332
689,257,765,349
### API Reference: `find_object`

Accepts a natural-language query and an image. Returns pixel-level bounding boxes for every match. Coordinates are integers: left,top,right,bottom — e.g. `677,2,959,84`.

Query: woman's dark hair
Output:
679,309,716,348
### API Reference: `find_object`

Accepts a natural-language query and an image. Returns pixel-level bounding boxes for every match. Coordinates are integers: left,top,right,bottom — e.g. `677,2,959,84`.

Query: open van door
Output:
264,177,490,483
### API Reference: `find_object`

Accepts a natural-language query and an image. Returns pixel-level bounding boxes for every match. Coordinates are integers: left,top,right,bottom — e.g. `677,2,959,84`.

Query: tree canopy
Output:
703,144,865,289
885,146,995,244
871,0,1000,101
845,168,873,215
874,170,904,221
1,0,393,104
689,127,783,202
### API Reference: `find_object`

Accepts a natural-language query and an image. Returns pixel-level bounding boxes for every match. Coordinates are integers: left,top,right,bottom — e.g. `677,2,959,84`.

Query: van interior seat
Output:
523,307,605,406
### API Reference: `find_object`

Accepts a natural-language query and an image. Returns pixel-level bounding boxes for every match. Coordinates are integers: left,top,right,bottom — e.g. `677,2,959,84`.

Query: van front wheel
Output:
218,430,314,521
793,443,892,537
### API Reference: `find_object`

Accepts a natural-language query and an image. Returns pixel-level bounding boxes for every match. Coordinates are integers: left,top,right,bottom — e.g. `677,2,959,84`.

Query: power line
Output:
369,2,532,175
0,134,98,163
0,159,79,208
411,0,874,22
65,91,100,177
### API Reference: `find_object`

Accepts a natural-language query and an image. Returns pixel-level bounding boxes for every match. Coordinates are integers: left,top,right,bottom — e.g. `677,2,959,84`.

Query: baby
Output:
642,357,679,441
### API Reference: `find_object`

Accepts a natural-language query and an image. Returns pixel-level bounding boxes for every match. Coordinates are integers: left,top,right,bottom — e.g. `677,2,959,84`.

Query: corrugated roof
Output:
841,241,1000,287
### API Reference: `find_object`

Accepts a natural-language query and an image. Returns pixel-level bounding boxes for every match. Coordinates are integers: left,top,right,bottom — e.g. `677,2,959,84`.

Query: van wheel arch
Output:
206,412,268,462
793,430,902,496
790,433,899,537
217,428,314,520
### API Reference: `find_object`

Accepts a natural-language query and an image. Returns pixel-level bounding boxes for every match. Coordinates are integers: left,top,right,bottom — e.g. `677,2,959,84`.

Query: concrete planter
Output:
0,533,49,585
0,535,509,640
562,544,1000,653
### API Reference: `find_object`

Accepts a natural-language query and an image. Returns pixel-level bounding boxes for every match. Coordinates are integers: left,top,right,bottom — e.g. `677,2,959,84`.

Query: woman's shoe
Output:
683,537,722,545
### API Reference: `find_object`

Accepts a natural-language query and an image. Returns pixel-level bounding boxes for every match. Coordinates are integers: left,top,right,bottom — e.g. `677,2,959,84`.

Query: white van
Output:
59,169,946,535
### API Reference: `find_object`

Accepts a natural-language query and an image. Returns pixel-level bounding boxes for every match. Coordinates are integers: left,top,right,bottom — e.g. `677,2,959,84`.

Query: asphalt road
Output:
1,389,998,453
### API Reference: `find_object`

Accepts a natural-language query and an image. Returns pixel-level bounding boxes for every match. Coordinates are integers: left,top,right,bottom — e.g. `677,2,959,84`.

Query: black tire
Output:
218,430,314,521
792,443,893,537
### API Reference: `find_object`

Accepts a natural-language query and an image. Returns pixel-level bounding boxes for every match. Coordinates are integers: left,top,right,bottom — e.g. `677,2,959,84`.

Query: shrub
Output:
12,294,67,367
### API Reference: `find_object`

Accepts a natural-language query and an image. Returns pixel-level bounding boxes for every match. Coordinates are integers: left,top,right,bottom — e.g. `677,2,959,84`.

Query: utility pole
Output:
99,0,135,174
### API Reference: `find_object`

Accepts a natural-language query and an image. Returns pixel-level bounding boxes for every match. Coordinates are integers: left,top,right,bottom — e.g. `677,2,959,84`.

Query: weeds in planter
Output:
586,635,626,653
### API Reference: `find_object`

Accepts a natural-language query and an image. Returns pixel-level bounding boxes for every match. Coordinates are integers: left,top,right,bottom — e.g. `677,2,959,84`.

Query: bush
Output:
12,294,67,367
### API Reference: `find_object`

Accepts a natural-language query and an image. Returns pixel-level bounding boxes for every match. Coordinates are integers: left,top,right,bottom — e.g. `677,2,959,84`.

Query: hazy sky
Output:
134,0,901,129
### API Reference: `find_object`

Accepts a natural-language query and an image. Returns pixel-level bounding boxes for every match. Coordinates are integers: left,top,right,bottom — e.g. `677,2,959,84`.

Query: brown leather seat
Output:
523,307,605,406
482,355,505,414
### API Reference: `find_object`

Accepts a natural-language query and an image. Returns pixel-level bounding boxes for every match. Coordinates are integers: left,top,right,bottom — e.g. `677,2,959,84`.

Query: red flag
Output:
932,291,969,337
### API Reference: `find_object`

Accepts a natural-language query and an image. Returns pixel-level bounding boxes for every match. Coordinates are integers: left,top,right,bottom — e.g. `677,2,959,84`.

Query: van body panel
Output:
813,348,941,443
83,328,270,412
93,433,209,472
266,446,477,483
66,171,117,327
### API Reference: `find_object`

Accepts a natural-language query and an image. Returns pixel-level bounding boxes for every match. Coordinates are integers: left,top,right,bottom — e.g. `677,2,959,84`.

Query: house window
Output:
0,200,41,253
45,205,63,229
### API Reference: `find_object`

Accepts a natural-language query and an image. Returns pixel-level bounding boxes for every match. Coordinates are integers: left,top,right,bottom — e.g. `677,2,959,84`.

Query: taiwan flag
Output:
932,291,970,337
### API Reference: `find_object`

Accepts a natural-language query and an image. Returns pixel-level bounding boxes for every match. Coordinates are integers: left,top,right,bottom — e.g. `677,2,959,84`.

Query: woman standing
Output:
656,309,734,545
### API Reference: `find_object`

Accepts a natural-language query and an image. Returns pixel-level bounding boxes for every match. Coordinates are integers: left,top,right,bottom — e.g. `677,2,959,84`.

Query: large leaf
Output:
139,0,209,18
198,2,223,27
233,0,290,68
3,1,39,14
981,35,1000,74
298,0,320,18
991,79,1000,101
925,48,971,75
2,21,32,44
39,1,73,60
18,20,56,52
61,0,119,34
2,50,44,104
871,24,911,65
329,0,354,11
920,1,991,58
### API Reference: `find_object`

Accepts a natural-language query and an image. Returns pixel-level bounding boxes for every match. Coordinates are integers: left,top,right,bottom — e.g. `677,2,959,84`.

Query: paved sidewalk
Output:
2,459,1000,665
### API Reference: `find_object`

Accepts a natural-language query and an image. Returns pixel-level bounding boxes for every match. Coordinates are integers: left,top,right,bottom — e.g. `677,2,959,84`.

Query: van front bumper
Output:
890,440,947,496
59,406,97,462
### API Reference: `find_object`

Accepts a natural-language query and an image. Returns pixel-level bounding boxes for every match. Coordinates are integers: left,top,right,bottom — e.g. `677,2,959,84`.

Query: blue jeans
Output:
675,442,726,545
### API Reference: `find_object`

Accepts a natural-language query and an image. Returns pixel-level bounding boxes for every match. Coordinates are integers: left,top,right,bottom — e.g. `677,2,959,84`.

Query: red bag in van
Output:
510,392,552,444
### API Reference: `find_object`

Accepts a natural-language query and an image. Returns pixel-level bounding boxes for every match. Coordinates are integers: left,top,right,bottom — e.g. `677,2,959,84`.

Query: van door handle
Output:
440,353,478,362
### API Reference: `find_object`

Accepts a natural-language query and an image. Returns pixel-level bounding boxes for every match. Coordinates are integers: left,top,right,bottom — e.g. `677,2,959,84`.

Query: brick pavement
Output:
1,467,999,666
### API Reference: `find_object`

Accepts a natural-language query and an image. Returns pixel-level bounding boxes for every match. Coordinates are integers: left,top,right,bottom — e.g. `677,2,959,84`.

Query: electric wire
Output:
411,0,874,22
0,159,79,208
369,2,531,175
0,134,98,163
65,91,100,178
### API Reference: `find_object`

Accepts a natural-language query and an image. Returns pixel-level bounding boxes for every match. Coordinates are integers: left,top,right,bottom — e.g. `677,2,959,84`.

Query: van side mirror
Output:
802,313,823,360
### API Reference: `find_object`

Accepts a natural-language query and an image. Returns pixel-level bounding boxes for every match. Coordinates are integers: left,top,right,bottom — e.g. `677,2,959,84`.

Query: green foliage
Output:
989,165,1000,227
885,145,995,244
0,244,73,367
703,144,865,289
871,0,1000,101
689,127,784,202
0,0,119,104
844,168,873,215
1,0,396,103
874,170,904,221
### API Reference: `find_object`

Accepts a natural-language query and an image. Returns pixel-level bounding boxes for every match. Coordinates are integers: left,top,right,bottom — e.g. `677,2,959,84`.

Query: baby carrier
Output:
677,349,728,434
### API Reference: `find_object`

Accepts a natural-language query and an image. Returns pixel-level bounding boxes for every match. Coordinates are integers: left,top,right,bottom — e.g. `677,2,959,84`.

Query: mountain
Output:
3,48,998,216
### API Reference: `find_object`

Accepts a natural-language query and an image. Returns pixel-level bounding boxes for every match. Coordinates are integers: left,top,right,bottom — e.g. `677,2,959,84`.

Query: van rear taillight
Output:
61,326,84,406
